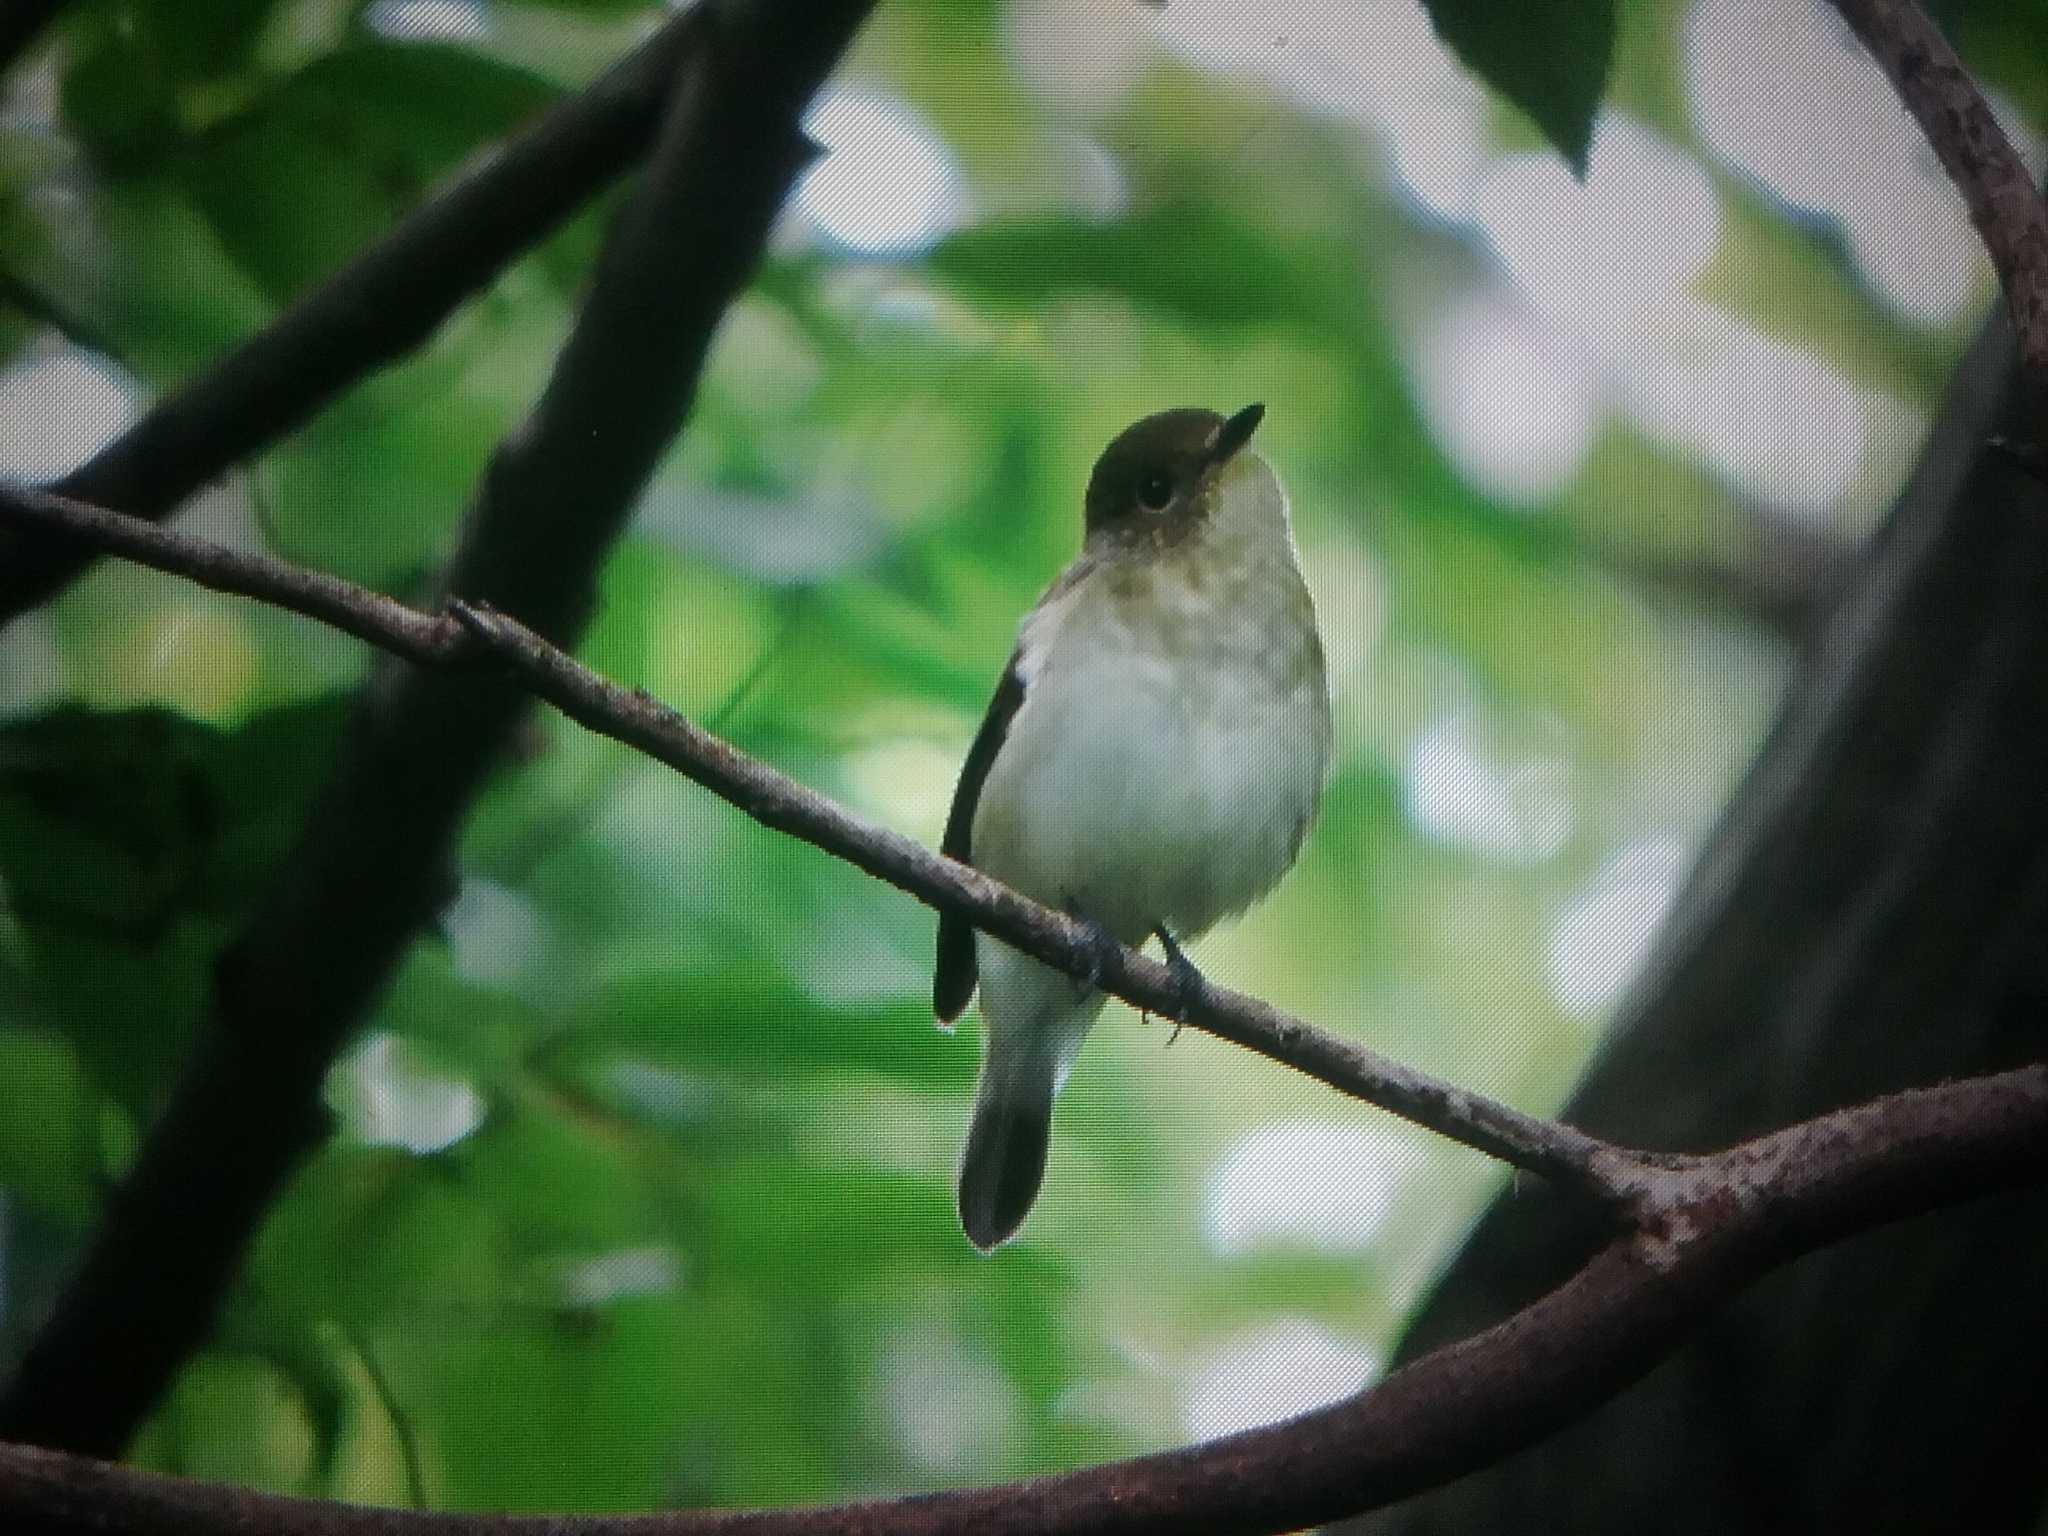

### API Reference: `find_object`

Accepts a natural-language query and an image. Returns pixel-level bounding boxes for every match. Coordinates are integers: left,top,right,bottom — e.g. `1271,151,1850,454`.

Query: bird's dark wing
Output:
934,655,1026,1023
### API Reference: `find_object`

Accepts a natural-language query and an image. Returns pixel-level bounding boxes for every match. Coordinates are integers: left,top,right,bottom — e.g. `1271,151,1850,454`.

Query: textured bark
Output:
1357,314,2048,1533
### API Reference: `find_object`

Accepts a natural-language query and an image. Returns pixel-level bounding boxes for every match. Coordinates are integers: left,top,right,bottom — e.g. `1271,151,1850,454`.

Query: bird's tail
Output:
958,962,1105,1251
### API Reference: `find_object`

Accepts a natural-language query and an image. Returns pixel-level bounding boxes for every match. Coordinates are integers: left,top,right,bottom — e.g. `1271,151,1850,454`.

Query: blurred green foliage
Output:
0,0,2011,1514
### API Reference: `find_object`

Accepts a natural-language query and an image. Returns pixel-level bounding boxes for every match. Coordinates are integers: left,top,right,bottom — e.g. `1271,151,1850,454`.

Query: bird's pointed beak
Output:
1211,401,1265,465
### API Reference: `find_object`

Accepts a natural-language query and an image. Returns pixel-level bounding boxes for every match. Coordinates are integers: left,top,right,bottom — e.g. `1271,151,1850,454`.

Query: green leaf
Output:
146,1353,320,1494
178,41,560,301
927,203,1367,335
0,708,221,935
52,178,277,385
135,0,289,84
59,26,182,174
1422,0,1616,175
0,699,348,1108
0,1031,101,1223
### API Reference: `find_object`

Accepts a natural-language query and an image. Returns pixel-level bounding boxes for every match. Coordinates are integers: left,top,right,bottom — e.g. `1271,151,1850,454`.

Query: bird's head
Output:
1082,402,1274,548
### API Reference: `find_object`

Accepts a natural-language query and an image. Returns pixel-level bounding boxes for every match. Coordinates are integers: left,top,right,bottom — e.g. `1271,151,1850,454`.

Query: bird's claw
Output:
1063,897,1123,999
1154,925,1205,1045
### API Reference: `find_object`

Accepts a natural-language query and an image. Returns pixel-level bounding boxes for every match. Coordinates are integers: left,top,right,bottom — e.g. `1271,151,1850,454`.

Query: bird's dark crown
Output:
1083,404,1263,537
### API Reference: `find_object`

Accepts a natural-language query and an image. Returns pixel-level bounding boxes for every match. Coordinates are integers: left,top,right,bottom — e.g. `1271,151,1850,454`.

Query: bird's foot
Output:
1062,896,1124,999
1154,925,1205,1045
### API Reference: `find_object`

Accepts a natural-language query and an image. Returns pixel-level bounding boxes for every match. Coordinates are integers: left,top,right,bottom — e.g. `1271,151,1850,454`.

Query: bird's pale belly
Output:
973,622,1326,945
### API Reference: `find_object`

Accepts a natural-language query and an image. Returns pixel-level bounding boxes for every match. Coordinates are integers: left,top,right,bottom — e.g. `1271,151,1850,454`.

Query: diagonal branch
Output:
0,1066,2039,1535
0,5,704,629
0,0,876,1459
0,479,1633,1203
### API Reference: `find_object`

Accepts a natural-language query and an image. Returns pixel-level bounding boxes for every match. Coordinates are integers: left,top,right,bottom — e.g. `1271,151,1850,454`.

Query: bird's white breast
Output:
971,453,1331,945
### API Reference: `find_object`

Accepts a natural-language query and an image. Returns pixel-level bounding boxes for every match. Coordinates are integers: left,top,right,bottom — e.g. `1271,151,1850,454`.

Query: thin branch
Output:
0,484,453,660
0,0,877,1459
0,479,1629,1201
1830,0,2048,381
0,1067,2039,1535
0,4,707,629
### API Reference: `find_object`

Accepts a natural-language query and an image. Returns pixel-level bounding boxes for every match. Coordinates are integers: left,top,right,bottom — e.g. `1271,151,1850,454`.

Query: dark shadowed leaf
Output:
178,41,560,301
1422,0,1616,175
0,699,348,1107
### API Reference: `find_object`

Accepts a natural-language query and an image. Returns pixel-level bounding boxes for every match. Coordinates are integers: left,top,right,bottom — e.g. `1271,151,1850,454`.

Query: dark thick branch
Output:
0,1067,2039,1536
1362,308,2048,1533
0,4,705,628
1831,0,2048,381
0,0,876,1458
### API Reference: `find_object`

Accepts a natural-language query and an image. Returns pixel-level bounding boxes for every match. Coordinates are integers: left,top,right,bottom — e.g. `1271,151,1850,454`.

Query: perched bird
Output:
936,403,1331,1250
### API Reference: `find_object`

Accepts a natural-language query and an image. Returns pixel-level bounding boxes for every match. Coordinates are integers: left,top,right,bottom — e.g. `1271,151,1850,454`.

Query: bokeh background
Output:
0,0,2034,1512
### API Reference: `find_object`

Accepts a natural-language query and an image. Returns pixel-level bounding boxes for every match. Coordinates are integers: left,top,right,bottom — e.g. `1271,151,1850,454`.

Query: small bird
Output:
936,403,1331,1250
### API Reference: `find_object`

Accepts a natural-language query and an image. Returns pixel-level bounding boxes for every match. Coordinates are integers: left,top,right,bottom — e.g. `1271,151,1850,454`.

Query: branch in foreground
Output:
0,1068,2040,1536
0,479,1629,1202
0,4,706,628
0,0,876,1459
1831,0,2048,381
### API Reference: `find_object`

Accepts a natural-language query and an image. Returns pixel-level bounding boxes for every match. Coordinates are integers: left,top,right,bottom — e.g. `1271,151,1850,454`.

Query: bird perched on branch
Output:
935,402,1331,1249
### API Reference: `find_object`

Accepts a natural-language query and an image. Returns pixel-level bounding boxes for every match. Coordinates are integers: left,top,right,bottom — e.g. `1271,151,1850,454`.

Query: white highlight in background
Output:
1686,0,1994,326
878,1329,1023,1472
1474,116,1723,354
1185,1320,1378,1441
797,90,966,255
1206,1123,1410,1254
0,350,137,480
1546,837,1686,1019
1404,710,1573,863
444,876,551,989
1620,306,1872,520
330,1032,486,1154
1411,293,1597,503
1155,0,1494,220
364,0,489,42
559,1246,683,1309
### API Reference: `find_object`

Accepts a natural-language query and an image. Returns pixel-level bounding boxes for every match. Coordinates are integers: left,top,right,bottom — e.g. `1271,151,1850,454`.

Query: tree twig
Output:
0,4,706,629
1830,0,2048,382
0,484,453,659
0,1065,2038,1535
0,0,877,1458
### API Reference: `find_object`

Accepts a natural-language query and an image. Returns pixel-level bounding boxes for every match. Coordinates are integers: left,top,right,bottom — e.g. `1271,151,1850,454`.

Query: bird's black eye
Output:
1137,473,1173,511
